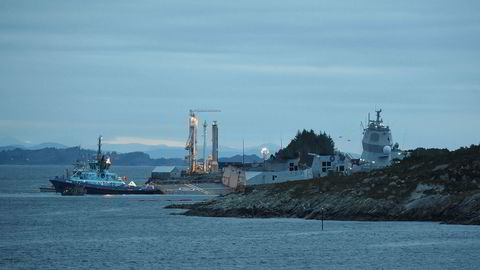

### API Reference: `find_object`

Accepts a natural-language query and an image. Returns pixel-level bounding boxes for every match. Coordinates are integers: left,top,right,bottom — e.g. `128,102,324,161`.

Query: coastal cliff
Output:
168,145,480,225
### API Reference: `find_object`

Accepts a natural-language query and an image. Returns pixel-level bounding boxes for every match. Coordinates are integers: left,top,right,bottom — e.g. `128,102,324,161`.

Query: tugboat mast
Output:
97,135,102,161
96,135,106,173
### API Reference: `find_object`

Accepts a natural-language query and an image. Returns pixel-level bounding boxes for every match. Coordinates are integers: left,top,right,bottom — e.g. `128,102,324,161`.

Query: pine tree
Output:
275,129,334,165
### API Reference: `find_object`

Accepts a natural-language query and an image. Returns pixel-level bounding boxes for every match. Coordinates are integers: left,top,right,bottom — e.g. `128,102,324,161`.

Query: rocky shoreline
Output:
167,146,480,225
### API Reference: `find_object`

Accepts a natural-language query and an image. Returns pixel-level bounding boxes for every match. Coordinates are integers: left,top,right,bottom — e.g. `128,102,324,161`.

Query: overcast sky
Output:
1,0,479,154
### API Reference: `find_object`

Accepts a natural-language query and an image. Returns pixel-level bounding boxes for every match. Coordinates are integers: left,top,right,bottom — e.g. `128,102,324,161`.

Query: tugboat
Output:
361,109,406,168
50,136,164,195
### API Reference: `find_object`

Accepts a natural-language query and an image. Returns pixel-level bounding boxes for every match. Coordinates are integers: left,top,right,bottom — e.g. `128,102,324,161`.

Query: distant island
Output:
0,146,262,166
0,146,183,166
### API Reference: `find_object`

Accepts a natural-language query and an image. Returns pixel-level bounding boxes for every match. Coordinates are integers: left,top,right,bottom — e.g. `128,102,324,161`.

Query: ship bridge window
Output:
370,133,380,142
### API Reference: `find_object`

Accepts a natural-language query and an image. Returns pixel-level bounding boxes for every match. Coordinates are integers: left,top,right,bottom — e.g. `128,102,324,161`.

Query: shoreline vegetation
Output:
167,145,480,225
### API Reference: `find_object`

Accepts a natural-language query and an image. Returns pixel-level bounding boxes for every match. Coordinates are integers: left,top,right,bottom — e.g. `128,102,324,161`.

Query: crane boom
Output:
192,109,221,112
190,109,221,116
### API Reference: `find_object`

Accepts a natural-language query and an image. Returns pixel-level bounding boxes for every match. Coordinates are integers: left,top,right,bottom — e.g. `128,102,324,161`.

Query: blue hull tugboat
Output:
50,136,164,195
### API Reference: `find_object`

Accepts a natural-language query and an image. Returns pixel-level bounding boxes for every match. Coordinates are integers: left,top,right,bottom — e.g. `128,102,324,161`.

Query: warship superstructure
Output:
361,109,405,168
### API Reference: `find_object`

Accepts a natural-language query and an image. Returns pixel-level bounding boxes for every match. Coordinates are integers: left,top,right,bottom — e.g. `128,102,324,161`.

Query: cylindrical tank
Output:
212,121,218,162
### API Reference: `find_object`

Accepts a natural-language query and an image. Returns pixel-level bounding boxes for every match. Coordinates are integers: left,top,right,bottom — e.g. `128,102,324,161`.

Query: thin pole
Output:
242,139,245,168
242,139,246,192
321,207,324,231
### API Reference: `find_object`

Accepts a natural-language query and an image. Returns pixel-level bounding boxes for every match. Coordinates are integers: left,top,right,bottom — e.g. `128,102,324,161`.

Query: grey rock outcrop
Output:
168,145,480,225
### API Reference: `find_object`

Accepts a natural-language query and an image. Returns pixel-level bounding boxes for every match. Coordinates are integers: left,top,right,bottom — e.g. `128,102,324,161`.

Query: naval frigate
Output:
361,109,405,168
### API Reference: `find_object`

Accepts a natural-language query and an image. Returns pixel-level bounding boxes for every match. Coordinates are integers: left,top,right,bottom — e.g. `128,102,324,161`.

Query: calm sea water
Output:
1,165,479,270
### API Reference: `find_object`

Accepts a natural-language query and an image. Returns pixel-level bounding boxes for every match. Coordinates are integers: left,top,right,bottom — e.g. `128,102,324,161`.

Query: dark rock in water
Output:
39,185,56,192
167,145,480,225
61,186,86,196
165,204,195,209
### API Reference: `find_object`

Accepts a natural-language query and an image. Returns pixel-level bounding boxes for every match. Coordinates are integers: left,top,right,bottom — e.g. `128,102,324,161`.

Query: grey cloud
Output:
0,0,479,150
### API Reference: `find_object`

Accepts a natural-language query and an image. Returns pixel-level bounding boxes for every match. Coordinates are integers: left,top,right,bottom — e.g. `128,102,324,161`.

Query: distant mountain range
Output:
0,138,361,166
0,140,278,159
219,154,263,163
0,142,68,151
0,147,185,166
0,136,281,165
0,144,265,165
100,142,279,159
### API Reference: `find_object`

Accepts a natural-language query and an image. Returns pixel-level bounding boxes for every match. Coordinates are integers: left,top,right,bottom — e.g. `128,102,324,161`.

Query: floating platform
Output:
39,185,56,192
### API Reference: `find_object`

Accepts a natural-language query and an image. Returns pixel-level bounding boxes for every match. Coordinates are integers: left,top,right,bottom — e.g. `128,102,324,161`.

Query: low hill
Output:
169,144,480,225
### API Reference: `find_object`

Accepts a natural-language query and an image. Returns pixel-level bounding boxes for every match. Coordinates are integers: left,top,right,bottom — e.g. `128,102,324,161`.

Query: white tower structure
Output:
185,110,198,173
261,147,270,165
